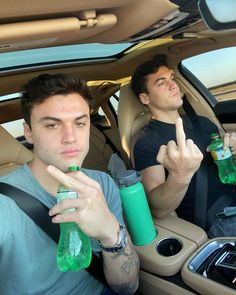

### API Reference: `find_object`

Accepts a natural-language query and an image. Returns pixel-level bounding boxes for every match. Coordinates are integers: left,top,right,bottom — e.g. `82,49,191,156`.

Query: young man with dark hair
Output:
131,56,236,232
0,73,139,295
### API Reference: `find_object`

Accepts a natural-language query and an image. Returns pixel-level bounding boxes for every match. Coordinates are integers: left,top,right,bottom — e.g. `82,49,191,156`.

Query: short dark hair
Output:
131,55,167,98
21,73,93,126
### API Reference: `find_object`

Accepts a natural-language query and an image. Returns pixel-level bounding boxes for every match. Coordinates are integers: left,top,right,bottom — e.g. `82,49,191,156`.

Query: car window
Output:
109,90,119,114
2,118,24,138
98,90,119,116
92,91,119,129
182,46,236,102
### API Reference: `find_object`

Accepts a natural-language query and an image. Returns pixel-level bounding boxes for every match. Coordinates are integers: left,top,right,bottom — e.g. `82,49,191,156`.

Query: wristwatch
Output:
100,224,128,253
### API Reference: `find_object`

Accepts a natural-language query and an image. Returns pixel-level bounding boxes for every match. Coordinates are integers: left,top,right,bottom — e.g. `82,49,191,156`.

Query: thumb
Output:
223,133,230,149
157,145,167,165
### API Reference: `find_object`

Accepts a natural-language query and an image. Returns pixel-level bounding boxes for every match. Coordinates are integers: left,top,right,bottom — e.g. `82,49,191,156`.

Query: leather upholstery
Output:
0,125,33,175
118,81,151,164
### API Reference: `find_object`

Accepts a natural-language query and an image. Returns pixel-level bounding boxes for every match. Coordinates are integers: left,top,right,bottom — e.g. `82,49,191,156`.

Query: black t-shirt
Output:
133,115,235,223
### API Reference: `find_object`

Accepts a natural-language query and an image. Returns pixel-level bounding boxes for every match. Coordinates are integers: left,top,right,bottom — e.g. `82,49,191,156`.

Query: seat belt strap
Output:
0,182,60,242
182,96,208,230
0,182,107,286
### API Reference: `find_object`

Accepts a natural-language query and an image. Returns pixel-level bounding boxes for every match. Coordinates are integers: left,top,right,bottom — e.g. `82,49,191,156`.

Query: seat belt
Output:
0,182,107,286
182,96,208,230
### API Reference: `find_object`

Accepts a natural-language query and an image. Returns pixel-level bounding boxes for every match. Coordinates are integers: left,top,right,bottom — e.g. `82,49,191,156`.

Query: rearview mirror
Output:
198,0,236,31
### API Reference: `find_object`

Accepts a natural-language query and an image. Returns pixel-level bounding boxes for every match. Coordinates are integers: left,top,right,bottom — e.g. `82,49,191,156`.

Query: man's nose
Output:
62,126,77,143
170,79,178,90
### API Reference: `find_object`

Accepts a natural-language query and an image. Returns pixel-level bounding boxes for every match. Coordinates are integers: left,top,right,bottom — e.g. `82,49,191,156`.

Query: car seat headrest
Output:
118,82,151,161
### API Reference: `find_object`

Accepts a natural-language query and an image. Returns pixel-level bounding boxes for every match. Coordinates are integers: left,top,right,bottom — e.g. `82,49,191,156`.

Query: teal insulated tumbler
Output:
117,170,157,246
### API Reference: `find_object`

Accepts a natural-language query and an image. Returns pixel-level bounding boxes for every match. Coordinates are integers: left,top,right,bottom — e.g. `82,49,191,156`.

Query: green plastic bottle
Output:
208,133,236,184
56,166,92,272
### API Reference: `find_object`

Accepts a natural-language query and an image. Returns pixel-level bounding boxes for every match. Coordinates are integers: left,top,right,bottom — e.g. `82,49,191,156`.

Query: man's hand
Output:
223,132,236,158
157,117,203,184
47,165,140,295
47,165,119,246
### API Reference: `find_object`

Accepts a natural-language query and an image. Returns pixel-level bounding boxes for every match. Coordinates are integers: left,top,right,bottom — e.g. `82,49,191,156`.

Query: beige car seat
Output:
118,81,151,166
0,125,33,176
83,125,113,171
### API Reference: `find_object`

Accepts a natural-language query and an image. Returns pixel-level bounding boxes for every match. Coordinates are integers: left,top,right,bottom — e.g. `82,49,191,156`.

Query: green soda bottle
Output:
208,133,236,184
56,166,92,272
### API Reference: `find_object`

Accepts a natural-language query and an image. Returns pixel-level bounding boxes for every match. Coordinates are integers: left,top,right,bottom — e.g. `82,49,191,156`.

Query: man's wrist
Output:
168,172,192,186
99,222,120,248
99,224,128,253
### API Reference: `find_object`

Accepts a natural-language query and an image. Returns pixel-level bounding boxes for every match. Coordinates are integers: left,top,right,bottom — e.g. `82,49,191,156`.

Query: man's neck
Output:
151,109,180,124
28,160,59,197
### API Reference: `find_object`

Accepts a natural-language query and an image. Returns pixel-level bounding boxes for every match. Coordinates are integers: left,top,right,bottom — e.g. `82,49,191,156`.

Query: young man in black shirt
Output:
131,56,236,232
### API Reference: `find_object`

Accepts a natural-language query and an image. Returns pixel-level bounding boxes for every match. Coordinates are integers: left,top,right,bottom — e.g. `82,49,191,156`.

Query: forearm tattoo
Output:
113,242,139,273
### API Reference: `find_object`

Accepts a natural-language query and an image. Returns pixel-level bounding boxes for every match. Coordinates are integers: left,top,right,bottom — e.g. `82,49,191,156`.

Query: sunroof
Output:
0,43,133,71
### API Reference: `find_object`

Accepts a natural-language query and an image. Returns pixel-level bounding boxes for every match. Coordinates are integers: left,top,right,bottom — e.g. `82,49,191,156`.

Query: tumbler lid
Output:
116,170,142,186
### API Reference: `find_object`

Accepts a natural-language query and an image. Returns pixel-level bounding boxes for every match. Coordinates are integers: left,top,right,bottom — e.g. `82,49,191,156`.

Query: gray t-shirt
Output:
0,164,124,295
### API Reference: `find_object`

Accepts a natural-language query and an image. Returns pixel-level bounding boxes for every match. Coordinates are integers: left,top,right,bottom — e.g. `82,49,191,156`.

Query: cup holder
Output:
156,237,183,257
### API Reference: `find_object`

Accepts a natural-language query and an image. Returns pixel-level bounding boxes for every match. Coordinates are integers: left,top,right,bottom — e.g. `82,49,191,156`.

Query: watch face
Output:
115,225,128,251
101,224,128,252
119,227,128,248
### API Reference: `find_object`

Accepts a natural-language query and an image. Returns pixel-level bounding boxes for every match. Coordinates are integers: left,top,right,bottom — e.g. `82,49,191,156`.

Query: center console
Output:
182,238,236,295
134,215,236,295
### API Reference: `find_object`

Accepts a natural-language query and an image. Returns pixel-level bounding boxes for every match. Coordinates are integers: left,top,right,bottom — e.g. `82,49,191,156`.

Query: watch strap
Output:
100,224,128,253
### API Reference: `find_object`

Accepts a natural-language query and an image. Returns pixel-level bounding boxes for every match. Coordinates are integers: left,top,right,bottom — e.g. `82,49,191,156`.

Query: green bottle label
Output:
56,166,80,212
57,186,78,212
210,147,231,161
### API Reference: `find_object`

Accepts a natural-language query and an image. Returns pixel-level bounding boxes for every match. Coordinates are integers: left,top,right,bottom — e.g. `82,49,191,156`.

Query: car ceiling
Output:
0,0,201,49
0,0,236,114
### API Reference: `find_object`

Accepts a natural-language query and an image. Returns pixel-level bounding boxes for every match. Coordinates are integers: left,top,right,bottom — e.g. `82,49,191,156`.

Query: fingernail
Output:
47,165,55,172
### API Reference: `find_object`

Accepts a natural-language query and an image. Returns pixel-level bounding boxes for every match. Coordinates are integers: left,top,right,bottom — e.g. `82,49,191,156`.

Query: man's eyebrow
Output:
39,114,89,123
154,71,174,84
154,76,165,83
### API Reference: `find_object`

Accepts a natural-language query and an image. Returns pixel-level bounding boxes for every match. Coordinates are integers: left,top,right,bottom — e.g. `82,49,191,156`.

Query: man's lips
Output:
171,91,181,97
61,149,80,156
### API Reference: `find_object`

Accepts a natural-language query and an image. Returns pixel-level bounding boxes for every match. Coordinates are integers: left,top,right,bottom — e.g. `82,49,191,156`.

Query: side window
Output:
92,91,119,128
182,46,236,102
98,90,119,116
109,90,119,114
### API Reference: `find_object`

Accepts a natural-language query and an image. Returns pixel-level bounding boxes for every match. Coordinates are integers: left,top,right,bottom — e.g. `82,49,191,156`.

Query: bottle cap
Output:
116,170,142,187
211,133,219,139
67,166,80,171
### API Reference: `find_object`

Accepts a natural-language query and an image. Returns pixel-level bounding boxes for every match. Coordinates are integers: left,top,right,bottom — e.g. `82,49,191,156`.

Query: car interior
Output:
1,0,236,294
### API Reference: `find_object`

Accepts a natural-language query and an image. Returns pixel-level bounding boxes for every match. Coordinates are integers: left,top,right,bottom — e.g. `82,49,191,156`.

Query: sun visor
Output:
0,13,117,52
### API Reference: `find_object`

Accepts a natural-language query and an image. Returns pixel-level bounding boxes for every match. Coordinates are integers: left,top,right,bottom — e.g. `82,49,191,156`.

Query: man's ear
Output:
139,93,150,105
23,123,33,144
